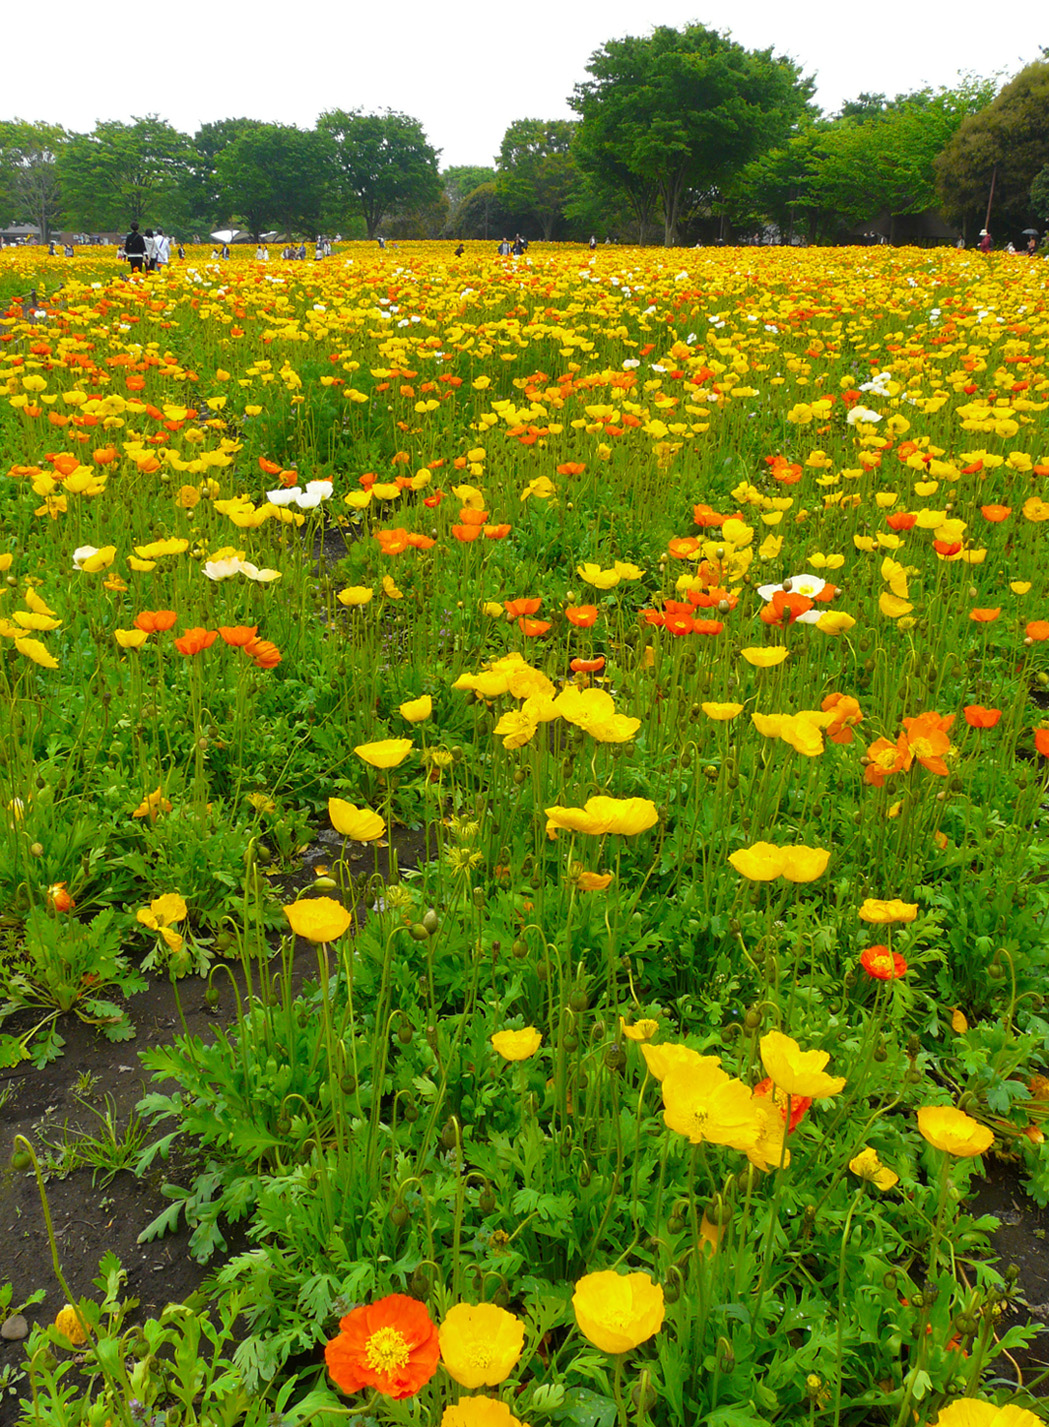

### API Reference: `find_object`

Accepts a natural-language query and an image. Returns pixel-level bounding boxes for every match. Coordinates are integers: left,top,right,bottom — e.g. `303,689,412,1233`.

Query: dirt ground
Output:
1,857,1048,1416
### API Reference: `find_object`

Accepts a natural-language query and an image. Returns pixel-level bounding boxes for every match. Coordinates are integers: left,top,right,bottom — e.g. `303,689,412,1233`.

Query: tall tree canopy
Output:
57,117,191,232
571,24,813,245
318,109,441,239
936,60,1049,237
214,124,331,239
0,120,67,240
495,120,579,241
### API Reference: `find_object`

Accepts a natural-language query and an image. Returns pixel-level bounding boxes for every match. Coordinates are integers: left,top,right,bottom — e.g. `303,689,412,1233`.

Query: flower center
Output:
365,1326,410,1374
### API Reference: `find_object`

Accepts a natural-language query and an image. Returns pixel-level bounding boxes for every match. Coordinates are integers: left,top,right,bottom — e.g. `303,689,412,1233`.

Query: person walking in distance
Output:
154,228,170,271
124,220,146,274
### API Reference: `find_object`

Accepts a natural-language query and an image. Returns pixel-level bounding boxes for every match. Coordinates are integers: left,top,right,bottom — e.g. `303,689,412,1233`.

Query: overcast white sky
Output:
5,1,1044,167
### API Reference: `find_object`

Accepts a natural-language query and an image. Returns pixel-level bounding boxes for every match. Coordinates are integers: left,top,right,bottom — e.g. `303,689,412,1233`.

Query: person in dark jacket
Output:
124,221,146,273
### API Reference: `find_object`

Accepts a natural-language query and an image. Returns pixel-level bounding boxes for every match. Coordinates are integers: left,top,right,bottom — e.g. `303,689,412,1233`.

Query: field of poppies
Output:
2,239,1049,1426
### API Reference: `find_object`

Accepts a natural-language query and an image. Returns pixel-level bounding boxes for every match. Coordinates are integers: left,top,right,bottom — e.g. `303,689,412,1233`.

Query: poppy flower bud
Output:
389,1202,409,1227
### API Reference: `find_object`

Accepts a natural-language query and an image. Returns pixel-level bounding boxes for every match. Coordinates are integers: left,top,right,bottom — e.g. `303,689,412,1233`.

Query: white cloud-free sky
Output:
5,1,1044,168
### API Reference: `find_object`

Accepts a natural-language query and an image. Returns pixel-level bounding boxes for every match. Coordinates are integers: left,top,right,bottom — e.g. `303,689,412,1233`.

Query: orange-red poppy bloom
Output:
557,462,586,476
822,692,863,744
258,457,282,475
325,1294,440,1399
668,536,701,559
692,619,724,636
864,733,913,787
980,504,1012,522
964,704,1001,729
860,944,908,980
134,609,178,633
517,617,551,636
753,1078,811,1133
693,503,729,528
886,511,918,532
174,627,218,656
571,656,606,673
47,881,75,913
933,539,963,558
1035,729,1049,758
244,637,282,669
458,508,488,526
483,524,512,539
969,608,1000,623
566,605,598,628
218,625,258,647
1026,621,1049,641
451,524,481,542
760,591,813,627
901,711,954,776
504,597,541,619
92,446,118,467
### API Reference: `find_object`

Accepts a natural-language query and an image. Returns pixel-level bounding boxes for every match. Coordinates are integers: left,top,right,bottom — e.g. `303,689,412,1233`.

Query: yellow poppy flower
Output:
572,1271,664,1354
760,1030,846,1099
849,1146,899,1190
328,799,385,842
858,898,918,924
283,896,352,943
399,695,432,723
740,647,789,667
354,738,413,769
917,1106,994,1158
490,1027,542,1061
438,1303,524,1388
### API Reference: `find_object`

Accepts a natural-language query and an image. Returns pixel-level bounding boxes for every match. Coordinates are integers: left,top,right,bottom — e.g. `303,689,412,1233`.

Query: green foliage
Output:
56,115,192,232
214,124,332,240
571,24,814,245
0,120,67,240
318,108,442,239
495,119,581,241
936,60,1049,235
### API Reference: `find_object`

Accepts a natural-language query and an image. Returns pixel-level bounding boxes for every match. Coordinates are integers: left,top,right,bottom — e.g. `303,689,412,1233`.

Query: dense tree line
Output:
1,31,1046,247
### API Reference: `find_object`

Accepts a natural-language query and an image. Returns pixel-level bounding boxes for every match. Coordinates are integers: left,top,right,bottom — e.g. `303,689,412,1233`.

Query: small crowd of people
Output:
970,229,1042,256
118,222,185,272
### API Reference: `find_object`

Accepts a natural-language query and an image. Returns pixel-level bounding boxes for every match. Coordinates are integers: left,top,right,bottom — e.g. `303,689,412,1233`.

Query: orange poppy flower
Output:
933,539,963,558
864,733,912,787
504,597,541,619
969,608,1000,623
1035,728,1049,758
693,503,729,528
458,508,489,526
860,944,908,980
901,711,954,776
258,457,282,475
174,627,218,656
822,692,863,744
423,489,445,508
664,611,695,636
451,525,481,542
557,462,586,476
483,524,512,539
760,591,813,627
244,638,282,669
565,605,598,628
218,625,258,647
406,532,436,551
92,446,118,466
325,1294,440,1399
1026,621,1049,641
376,528,410,555
571,656,606,673
964,705,1001,728
980,504,1011,522
885,511,917,532
134,609,178,633
517,617,551,636
668,536,701,559
693,619,724,635
688,585,737,610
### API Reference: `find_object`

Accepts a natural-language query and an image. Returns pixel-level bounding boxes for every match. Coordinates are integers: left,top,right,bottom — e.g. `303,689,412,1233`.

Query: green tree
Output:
570,24,813,246
56,116,191,232
0,120,68,241
1031,164,1049,224
495,119,579,241
452,182,508,241
810,80,997,234
214,125,331,240
936,60,1049,237
317,109,441,239
442,165,495,235
182,118,267,232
